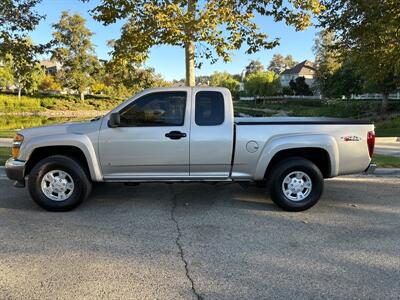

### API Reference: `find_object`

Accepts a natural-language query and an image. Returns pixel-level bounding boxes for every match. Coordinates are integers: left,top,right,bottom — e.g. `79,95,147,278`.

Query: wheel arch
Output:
264,148,332,179
22,135,102,181
254,134,339,180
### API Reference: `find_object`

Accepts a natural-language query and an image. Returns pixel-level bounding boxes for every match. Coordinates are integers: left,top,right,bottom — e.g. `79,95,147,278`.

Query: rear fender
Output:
254,134,339,180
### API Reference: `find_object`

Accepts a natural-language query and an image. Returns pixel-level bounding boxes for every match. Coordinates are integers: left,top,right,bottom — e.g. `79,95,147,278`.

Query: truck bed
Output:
234,117,373,125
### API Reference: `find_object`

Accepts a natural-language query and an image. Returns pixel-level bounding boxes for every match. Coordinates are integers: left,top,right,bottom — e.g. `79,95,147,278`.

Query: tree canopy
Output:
313,30,363,98
103,58,171,98
0,0,43,51
1,39,45,98
0,0,46,98
289,77,312,96
52,12,99,101
88,0,323,86
268,54,297,74
318,0,400,111
245,70,280,97
245,60,265,76
210,72,240,99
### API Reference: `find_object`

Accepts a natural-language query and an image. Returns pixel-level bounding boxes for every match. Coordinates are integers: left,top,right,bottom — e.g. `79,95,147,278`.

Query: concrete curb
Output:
371,168,400,176
0,138,12,147
376,137,400,143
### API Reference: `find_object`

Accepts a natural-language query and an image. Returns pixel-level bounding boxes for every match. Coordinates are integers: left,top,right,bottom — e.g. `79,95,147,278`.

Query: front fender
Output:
19,134,102,182
254,134,339,180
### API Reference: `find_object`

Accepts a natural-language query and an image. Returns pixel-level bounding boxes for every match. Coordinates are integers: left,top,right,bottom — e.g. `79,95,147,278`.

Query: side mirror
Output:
108,113,121,128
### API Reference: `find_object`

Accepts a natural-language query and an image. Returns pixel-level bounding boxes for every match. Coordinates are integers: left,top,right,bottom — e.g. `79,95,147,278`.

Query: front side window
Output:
119,92,186,126
195,91,225,126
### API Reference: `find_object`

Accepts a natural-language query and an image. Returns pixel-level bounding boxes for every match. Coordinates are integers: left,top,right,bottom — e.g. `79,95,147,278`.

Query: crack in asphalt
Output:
170,188,203,300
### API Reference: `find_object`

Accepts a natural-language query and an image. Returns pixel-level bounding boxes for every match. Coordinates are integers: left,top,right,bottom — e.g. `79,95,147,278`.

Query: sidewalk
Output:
375,137,400,157
0,138,12,147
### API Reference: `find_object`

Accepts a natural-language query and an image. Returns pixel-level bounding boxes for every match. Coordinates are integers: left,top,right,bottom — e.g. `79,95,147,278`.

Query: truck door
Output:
189,89,234,178
99,90,191,179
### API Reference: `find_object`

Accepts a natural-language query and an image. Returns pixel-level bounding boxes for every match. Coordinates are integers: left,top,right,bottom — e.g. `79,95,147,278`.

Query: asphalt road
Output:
0,176,399,299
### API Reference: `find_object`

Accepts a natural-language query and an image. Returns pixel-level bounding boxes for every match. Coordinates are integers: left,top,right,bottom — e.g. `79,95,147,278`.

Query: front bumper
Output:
5,158,26,181
363,163,377,174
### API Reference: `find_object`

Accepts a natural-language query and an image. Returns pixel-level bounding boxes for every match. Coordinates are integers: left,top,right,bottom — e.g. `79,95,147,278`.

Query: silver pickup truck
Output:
5,87,376,212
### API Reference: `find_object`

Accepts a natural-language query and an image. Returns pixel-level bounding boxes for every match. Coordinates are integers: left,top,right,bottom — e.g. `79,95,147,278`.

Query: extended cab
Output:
5,87,376,211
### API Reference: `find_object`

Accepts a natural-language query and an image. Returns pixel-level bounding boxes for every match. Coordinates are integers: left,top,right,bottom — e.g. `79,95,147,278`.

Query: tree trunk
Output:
381,92,388,114
18,88,22,100
80,92,85,102
184,0,196,87
185,41,195,87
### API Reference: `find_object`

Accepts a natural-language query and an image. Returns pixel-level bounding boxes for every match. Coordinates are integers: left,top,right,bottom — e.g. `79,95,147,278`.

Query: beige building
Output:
40,60,62,75
280,60,317,87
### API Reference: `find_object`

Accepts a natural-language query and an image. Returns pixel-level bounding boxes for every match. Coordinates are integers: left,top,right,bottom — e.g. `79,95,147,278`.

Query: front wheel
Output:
269,158,324,212
28,155,92,211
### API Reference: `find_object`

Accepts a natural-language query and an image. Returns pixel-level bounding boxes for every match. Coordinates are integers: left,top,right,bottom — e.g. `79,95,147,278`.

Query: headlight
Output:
12,134,24,159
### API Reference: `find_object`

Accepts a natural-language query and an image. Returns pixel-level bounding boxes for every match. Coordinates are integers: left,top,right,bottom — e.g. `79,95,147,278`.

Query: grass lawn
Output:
0,147,11,165
372,154,400,168
0,93,121,112
0,130,16,138
374,117,400,137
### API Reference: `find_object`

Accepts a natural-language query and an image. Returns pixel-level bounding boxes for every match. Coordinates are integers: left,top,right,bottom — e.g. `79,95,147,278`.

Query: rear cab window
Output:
195,91,225,126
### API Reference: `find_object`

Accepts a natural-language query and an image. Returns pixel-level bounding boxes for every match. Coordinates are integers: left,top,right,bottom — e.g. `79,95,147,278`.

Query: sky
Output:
30,0,318,81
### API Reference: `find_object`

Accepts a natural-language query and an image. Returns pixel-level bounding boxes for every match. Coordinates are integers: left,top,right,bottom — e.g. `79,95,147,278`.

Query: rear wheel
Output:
269,158,324,212
28,155,91,211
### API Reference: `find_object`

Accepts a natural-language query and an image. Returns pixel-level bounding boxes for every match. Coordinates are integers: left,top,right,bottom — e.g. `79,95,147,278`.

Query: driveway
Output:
0,176,399,299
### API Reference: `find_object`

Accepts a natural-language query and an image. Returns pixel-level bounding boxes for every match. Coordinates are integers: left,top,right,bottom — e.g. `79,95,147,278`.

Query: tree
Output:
195,75,211,85
88,0,323,86
39,74,62,92
0,54,14,89
210,72,240,99
313,30,341,96
245,60,265,76
0,0,47,98
318,0,400,112
1,39,45,98
24,63,45,94
244,71,280,97
289,77,312,96
268,54,298,74
52,12,99,101
0,0,44,56
328,62,363,99
314,30,364,99
103,58,171,98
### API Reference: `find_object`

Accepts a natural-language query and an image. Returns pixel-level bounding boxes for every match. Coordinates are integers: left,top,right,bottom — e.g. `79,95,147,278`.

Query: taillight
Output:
367,131,375,158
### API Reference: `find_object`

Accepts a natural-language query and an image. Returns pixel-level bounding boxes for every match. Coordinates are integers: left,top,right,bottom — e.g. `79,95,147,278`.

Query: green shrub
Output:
0,93,123,112
0,94,43,112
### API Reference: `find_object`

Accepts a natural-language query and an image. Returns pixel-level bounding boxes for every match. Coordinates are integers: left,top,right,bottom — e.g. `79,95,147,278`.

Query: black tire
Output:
28,155,92,212
268,158,324,212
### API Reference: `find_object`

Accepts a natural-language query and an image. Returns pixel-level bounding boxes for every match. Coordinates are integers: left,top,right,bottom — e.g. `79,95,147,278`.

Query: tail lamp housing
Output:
367,131,375,158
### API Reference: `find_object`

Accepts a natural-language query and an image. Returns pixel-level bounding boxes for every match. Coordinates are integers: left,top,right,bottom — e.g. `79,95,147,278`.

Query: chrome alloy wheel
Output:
40,170,74,201
281,171,312,201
